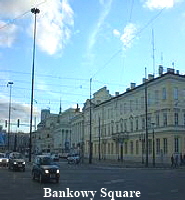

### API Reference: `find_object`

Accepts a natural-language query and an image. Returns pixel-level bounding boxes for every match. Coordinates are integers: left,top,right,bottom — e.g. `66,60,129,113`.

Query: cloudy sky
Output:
0,0,185,132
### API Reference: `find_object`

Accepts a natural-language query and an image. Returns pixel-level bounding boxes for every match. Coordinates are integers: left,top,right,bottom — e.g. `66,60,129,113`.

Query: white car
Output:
51,154,60,162
8,152,25,172
67,153,80,164
0,153,9,167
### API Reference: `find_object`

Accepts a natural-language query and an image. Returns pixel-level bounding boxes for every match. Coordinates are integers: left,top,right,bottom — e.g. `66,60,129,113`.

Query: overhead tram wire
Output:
0,1,47,30
91,8,165,80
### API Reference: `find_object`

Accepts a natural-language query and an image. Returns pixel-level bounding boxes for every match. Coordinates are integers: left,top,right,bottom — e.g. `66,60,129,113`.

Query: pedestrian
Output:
171,154,174,168
180,153,183,165
175,154,179,168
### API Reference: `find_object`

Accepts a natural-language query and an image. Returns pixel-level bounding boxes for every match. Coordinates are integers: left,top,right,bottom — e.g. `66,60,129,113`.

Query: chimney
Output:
142,78,147,83
167,68,175,73
130,83,136,89
158,65,163,76
176,70,179,74
115,92,119,96
148,74,154,80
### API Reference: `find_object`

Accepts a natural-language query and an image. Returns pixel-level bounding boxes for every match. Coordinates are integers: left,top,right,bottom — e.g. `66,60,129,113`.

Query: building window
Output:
120,119,123,132
163,138,168,154
155,90,159,104
142,118,145,129
162,88,166,100
148,139,152,154
174,87,178,100
141,97,144,109
147,117,151,129
108,143,110,154
174,138,179,153
174,113,178,126
130,141,133,154
142,139,145,154
156,113,159,127
135,99,138,110
111,143,114,154
130,120,133,132
136,118,139,130
148,93,152,106
163,113,167,127
125,142,128,154
136,140,139,154
124,119,127,132
156,138,160,154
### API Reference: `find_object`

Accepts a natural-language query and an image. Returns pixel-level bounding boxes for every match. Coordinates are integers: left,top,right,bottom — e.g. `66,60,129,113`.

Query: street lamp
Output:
151,122,155,167
7,82,13,151
89,78,92,164
29,8,40,163
139,133,145,164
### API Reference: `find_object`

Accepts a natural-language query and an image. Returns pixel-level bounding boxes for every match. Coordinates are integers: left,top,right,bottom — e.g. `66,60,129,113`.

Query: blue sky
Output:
0,0,185,132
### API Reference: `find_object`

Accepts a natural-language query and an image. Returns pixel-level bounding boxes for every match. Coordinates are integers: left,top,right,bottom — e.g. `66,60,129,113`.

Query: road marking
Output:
104,179,125,184
170,189,179,193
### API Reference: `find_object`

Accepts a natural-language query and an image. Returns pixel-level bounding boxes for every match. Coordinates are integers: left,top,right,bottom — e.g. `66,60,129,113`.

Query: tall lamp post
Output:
29,8,40,163
151,122,155,167
89,78,92,164
7,82,13,151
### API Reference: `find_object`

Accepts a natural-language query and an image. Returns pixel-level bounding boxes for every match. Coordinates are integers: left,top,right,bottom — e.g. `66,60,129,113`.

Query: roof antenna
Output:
161,52,163,65
152,29,155,77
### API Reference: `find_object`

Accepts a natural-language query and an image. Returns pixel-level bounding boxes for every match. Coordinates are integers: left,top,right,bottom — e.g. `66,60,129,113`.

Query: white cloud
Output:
113,29,120,37
0,0,32,18
119,23,138,50
87,0,113,63
29,0,74,55
0,20,17,47
0,0,74,55
143,0,181,9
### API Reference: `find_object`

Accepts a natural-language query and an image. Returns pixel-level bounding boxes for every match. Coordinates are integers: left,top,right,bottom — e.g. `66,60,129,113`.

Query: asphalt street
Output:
0,160,185,200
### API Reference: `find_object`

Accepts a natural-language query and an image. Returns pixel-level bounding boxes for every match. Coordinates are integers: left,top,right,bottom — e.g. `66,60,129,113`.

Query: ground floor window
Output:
174,137,179,153
163,138,168,154
125,142,128,154
148,139,152,154
130,141,133,154
156,138,160,154
136,140,139,154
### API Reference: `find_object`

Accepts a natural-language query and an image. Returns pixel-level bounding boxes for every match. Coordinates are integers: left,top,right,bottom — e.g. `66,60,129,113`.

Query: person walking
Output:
171,154,175,168
175,154,179,168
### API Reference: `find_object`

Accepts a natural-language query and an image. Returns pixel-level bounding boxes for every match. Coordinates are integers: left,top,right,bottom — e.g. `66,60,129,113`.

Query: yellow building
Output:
83,67,185,164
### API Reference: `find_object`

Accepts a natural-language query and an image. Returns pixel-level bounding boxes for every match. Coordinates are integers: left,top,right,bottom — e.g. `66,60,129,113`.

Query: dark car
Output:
8,152,25,172
32,155,60,183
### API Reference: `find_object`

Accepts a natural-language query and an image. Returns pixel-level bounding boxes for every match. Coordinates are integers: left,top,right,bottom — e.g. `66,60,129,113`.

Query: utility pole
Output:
98,117,101,160
89,78,92,164
145,68,149,167
152,123,155,167
29,8,40,163
7,82,13,151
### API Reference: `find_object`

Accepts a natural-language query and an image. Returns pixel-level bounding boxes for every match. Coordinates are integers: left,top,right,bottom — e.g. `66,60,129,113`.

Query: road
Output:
0,160,185,200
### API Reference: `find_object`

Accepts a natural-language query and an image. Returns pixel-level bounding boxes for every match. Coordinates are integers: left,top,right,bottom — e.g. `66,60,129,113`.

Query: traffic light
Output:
5,120,7,128
17,119,20,128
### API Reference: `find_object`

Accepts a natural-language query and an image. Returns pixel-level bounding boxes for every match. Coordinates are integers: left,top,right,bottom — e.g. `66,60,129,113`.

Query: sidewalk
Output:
82,158,185,169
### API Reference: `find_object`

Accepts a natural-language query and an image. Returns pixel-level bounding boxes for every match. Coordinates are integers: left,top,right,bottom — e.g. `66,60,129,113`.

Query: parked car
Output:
32,155,60,183
8,152,25,172
67,153,80,164
51,154,60,162
0,153,9,167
